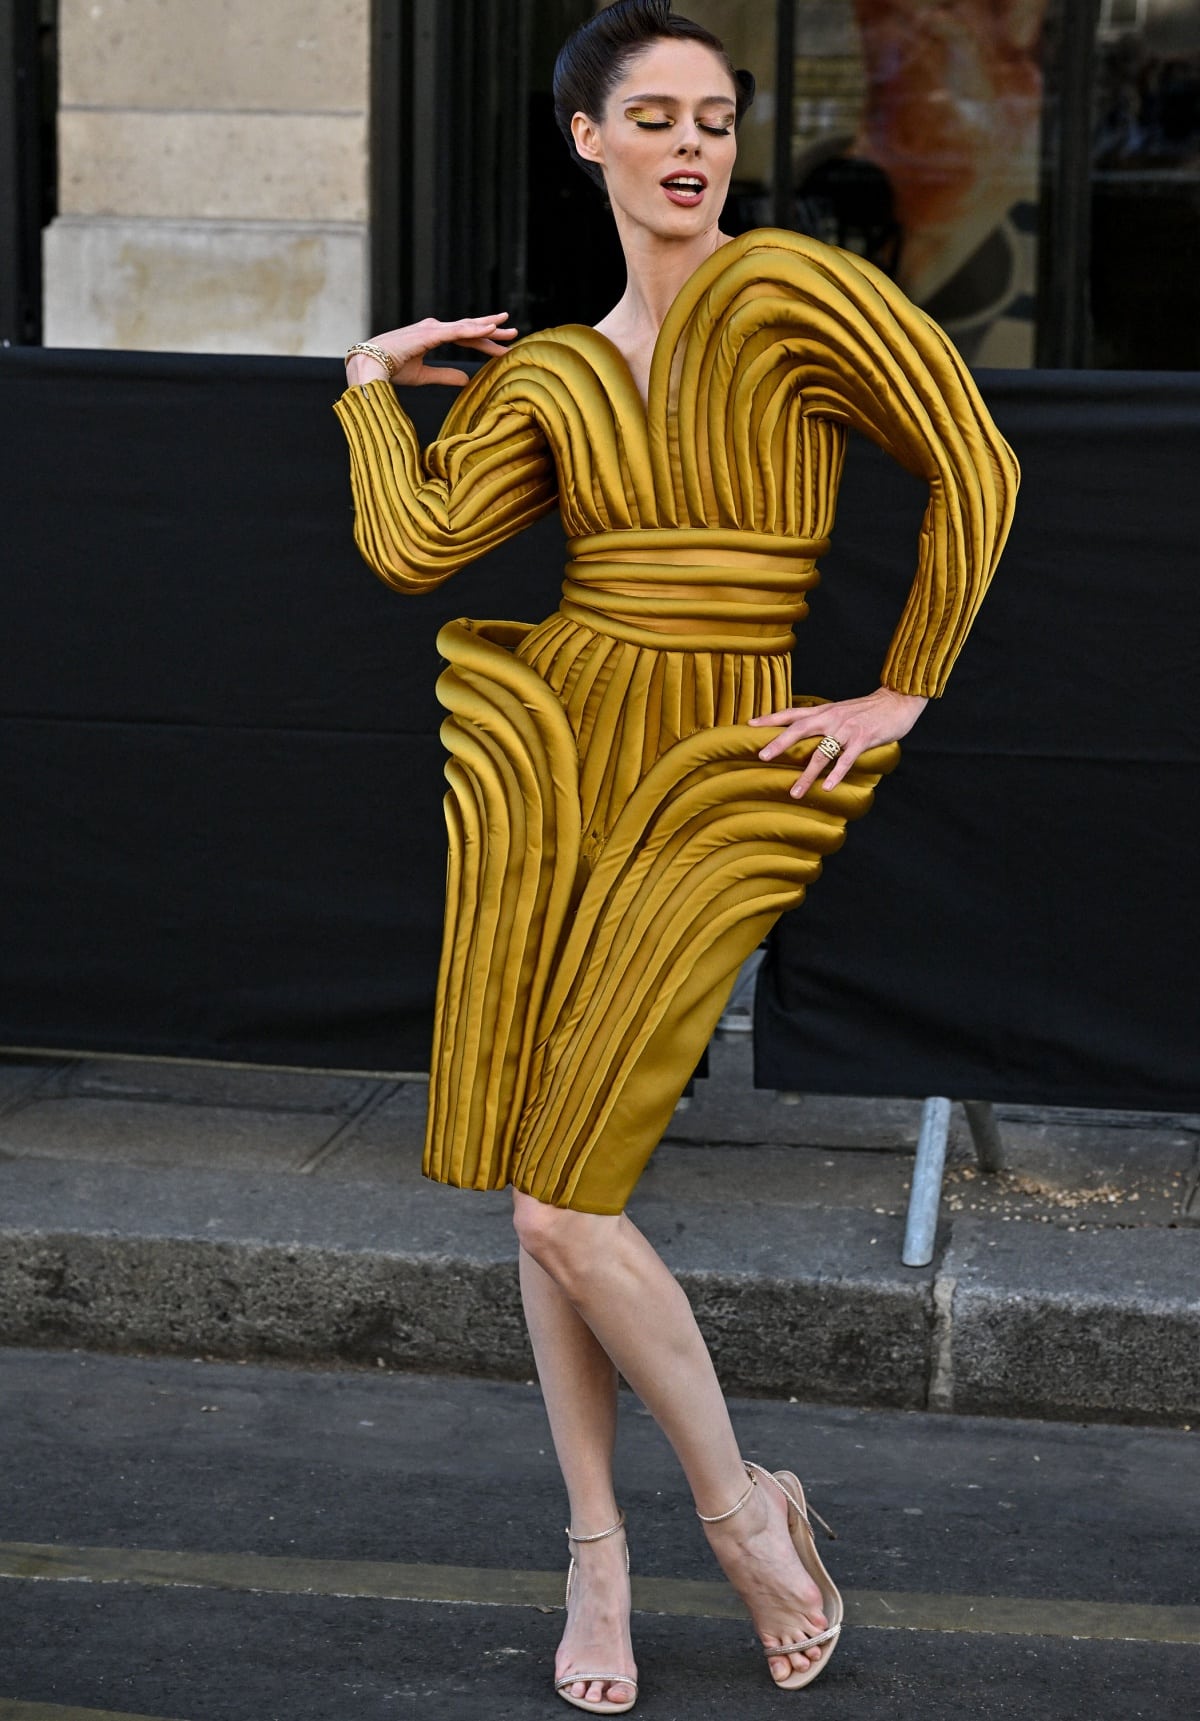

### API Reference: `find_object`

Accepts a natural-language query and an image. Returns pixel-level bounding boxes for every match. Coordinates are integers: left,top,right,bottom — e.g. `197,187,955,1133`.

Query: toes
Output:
765,1633,827,1685
765,1639,810,1680
564,1675,634,1704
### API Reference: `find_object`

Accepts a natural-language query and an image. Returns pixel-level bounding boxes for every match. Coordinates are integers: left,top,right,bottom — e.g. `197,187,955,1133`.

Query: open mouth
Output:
661,174,707,204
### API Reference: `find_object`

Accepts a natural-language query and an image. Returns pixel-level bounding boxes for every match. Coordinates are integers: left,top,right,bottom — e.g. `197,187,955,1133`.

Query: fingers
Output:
753,714,855,801
436,314,518,351
369,313,518,384
753,726,850,801
816,753,852,793
755,714,828,761
458,335,517,356
414,363,471,388
750,705,826,726
443,312,514,336
788,746,842,801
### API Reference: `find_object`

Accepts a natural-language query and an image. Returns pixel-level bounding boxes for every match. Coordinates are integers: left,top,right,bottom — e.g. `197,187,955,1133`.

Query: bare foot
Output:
701,1471,829,1686
555,1527,638,1710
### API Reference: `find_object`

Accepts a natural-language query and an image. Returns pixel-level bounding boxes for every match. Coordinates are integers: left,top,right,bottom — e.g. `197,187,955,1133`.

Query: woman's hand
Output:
345,313,518,389
750,687,929,798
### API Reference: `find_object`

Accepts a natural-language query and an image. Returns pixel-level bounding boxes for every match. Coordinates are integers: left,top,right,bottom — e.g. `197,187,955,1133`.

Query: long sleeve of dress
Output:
332,375,558,592
792,247,1019,697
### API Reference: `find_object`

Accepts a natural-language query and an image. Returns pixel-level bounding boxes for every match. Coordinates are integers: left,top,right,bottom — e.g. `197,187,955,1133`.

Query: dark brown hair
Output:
553,0,755,190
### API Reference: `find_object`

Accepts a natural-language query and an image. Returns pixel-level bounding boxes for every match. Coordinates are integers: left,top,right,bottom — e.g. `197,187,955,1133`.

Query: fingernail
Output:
758,748,773,760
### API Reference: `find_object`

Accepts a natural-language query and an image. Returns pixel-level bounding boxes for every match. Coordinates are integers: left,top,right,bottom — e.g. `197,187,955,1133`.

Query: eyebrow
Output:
623,92,736,107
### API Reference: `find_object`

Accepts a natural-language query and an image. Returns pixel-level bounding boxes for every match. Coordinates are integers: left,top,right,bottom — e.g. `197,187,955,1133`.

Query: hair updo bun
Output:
553,0,755,191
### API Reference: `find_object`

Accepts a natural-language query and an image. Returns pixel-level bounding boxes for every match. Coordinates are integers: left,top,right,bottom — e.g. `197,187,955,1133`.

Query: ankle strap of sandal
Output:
565,1508,626,1545
695,1461,757,1523
697,1460,837,1540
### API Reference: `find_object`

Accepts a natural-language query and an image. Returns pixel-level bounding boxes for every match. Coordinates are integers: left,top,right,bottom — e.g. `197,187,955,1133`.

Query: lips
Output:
660,172,707,206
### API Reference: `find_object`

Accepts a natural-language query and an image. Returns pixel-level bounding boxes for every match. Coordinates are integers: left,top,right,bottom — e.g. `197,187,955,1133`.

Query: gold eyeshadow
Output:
625,103,734,133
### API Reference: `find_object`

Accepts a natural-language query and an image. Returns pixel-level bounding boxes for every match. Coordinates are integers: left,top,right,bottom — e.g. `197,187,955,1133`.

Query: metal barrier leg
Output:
963,1099,1004,1173
902,1095,953,1268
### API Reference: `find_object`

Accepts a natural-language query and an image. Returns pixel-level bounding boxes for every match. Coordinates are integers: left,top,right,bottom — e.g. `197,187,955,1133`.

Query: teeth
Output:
666,178,703,191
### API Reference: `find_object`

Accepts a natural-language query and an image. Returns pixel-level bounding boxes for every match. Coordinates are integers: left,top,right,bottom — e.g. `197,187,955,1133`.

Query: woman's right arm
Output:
333,313,558,593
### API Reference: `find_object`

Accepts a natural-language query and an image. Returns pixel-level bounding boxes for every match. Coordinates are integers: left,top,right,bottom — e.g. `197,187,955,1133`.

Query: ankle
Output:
695,1460,759,1528
566,1505,625,1546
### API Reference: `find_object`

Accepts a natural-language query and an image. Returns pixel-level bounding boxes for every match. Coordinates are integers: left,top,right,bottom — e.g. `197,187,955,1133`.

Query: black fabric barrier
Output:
1,350,1196,1106
758,374,1200,1111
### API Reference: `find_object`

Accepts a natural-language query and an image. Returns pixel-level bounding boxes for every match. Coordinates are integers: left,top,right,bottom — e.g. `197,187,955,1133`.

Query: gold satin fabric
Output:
333,230,1019,1212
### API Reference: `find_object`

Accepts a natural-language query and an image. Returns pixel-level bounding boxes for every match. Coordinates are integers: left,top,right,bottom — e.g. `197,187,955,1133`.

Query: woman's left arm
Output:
753,245,1020,797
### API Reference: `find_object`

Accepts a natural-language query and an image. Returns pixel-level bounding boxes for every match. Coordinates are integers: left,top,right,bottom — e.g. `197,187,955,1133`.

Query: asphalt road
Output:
0,1348,1196,1720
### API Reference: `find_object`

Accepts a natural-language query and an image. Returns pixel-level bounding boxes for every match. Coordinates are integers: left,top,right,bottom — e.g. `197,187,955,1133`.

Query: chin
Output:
637,197,723,238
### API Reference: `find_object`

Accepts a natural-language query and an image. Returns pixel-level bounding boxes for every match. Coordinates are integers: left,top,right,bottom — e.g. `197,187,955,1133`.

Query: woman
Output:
335,2,1017,1710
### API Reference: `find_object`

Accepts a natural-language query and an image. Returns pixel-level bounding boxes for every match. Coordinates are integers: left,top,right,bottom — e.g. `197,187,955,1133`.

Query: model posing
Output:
335,2,1017,1711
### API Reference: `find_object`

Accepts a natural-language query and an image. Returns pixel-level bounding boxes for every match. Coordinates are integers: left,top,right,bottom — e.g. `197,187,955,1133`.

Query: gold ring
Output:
816,736,843,761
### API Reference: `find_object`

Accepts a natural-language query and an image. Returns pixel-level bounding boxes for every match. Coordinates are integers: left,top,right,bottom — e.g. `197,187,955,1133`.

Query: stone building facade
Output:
44,0,370,355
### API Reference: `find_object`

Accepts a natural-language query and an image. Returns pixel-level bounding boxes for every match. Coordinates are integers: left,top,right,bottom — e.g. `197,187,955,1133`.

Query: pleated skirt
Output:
421,611,899,1214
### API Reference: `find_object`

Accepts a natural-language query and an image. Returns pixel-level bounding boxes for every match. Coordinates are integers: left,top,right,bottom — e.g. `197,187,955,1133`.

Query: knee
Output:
512,1190,610,1290
512,1188,574,1265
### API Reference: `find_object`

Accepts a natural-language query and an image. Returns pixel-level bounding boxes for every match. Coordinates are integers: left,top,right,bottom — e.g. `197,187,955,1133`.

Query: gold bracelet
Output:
344,340,395,378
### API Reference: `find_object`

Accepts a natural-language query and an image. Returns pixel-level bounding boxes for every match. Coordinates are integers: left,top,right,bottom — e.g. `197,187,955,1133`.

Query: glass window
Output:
1091,0,1200,367
785,0,1049,367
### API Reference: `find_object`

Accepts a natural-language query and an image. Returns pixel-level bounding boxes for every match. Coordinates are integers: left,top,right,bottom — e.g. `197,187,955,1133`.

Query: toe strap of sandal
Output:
766,1623,842,1656
554,1673,639,1693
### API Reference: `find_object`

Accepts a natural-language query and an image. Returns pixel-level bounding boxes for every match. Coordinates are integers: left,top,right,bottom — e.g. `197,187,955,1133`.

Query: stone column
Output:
44,0,369,355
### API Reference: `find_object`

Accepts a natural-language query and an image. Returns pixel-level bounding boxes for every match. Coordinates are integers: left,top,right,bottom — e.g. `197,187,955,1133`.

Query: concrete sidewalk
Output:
1,1038,1197,1425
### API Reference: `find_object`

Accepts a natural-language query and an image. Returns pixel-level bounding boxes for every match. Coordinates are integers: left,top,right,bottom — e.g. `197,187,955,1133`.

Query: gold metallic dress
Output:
333,230,1018,1214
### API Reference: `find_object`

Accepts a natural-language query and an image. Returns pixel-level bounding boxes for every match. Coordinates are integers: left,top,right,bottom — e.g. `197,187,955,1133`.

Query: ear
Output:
571,110,605,172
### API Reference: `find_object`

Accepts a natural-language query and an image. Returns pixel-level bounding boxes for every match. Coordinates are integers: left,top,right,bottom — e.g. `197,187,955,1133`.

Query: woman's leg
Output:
520,1245,636,1707
514,1193,831,1684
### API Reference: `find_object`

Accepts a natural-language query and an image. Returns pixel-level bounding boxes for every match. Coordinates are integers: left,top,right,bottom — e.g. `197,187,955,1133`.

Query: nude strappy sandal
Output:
553,1510,639,1715
697,1460,843,1690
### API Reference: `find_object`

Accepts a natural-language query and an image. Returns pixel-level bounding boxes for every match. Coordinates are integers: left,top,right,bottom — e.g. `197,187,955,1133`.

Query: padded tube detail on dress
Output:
425,619,899,1212
560,526,826,651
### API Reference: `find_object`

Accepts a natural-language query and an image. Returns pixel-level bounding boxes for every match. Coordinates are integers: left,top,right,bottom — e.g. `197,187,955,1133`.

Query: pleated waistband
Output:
560,527,826,654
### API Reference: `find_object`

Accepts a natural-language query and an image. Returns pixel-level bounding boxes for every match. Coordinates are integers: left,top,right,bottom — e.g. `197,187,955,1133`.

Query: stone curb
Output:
934,1218,1200,1424
0,1159,1196,1423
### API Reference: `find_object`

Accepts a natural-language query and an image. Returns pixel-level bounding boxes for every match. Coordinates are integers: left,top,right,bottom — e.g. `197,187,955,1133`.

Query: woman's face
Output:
572,38,738,241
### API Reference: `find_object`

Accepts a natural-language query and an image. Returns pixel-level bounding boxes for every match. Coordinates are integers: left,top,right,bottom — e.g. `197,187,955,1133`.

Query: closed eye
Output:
633,119,733,135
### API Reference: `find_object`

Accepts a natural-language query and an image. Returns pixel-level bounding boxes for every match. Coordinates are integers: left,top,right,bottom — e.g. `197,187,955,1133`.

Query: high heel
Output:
697,1460,843,1690
553,1510,639,1715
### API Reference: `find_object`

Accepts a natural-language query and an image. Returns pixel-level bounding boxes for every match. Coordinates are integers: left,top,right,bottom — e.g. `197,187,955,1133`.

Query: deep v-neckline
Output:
564,233,742,423
567,323,658,424
581,325,655,412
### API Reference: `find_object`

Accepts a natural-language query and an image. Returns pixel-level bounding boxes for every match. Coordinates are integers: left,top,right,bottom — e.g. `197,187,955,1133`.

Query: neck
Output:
606,213,729,339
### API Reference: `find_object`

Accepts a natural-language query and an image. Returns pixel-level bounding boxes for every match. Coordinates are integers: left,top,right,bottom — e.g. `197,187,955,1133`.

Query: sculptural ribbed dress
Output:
333,230,1018,1214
